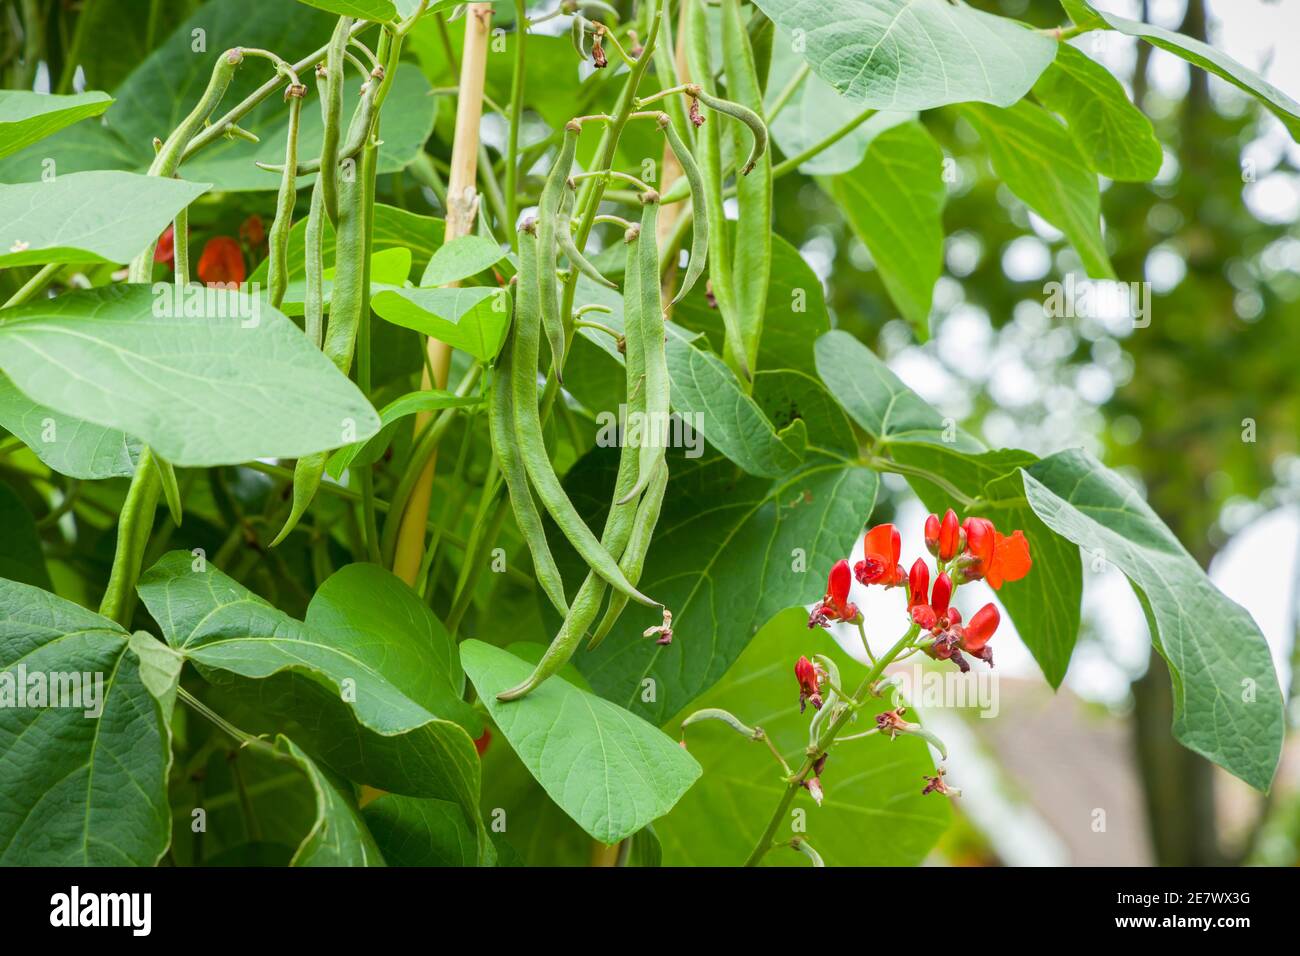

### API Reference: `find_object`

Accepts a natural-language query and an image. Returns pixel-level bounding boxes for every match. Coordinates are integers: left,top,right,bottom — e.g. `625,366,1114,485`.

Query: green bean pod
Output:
555,184,616,289
267,85,305,311
571,13,588,60
616,194,668,506
154,453,183,527
536,122,580,378
511,224,658,609
498,228,650,701
257,72,378,177
318,16,352,225
659,115,708,305
695,88,768,177
587,456,667,650
684,0,749,380
270,452,327,547
490,335,571,617
303,178,325,349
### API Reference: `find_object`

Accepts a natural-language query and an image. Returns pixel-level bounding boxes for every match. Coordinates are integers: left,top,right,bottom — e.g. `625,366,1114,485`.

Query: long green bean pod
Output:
498,226,651,701
490,335,570,617
303,178,325,348
555,184,615,289
271,452,327,547
536,121,580,377
694,88,768,177
617,193,668,505
256,68,379,176
659,114,708,304
684,0,749,380
318,16,352,225
587,456,667,650
267,83,305,310
511,224,658,608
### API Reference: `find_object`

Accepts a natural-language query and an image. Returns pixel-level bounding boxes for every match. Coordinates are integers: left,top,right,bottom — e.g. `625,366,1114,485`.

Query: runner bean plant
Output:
0,0,1291,867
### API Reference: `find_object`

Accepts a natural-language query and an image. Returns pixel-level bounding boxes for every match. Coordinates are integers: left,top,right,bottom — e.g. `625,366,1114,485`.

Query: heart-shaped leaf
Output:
751,0,1055,110
0,581,179,865
462,640,702,845
0,171,208,267
0,284,380,466
361,794,477,866
419,235,507,287
277,736,386,867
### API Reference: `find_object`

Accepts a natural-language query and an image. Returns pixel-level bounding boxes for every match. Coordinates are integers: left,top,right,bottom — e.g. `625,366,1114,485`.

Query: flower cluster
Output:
805,509,1032,673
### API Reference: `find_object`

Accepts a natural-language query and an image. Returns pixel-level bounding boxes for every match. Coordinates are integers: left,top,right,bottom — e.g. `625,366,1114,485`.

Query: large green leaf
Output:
420,235,507,287
827,121,946,337
278,736,386,867
657,609,950,865
1033,43,1162,182
0,482,50,590
0,284,380,466
462,640,703,845
0,91,113,160
814,330,1082,686
666,329,804,478
1023,449,1284,790
0,372,139,480
751,0,1055,110
572,446,879,724
135,552,490,859
1069,0,1300,140
362,794,477,866
372,286,511,362
958,101,1114,279
0,581,179,865
0,171,208,267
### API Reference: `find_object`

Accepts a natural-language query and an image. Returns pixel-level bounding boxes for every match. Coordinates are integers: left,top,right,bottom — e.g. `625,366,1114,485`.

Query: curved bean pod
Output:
659,114,708,305
555,184,616,289
695,88,768,176
318,16,352,225
267,85,304,310
536,122,580,378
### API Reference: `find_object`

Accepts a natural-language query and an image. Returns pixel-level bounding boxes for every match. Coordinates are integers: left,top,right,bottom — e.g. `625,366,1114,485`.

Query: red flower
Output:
154,224,175,266
924,513,941,554
473,727,492,756
795,656,822,713
909,571,961,634
959,517,1031,589
239,214,265,247
854,523,904,587
957,603,999,665
907,558,929,614
197,236,246,288
808,558,859,628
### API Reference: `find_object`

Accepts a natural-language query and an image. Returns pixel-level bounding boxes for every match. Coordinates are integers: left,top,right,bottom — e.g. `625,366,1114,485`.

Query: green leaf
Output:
0,481,51,590
1034,43,1162,182
752,369,858,461
751,0,1055,110
572,447,879,724
0,284,380,466
326,388,481,478
813,330,1082,686
462,640,703,845
0,372,139,480
372,286,511,361
665,329,803,478
0,91,113,160
296,0,398,19
136,553,490,858
0,581,178,865
765,28,914,175
826,120,946,337
958,101,1115,279
277,736,386,867
1070,0,1300,140
420,235,507,287
362,794,477,866
0,171,208,267
1022,449,1284,790
657,609,950,865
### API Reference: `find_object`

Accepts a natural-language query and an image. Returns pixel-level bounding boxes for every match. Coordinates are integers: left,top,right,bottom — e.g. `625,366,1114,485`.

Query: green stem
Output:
864,454,979,508
743,624,920,867
769,107,875,179
505,0,527,243
2,262,60,308
766,62,809,122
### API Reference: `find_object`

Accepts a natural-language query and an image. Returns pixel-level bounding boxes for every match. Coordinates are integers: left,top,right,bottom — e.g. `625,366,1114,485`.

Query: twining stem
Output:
743,625,920,867
390,2,493,587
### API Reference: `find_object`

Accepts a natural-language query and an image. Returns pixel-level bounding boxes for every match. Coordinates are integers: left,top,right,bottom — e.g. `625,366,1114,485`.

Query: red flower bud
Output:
907,558,929,610
930,572,952,618
924,513,941,555
154,224,175,266
938,508,960,560
795,656,822,713
197,236,246,288
828,557,851,608
808,559,859,628
961,603,999,653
